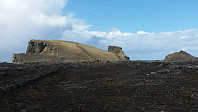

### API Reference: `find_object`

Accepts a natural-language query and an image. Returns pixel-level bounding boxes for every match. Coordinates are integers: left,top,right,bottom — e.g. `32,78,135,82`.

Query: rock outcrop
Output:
108,46,130,60
13,40,129,64
164,50,198,62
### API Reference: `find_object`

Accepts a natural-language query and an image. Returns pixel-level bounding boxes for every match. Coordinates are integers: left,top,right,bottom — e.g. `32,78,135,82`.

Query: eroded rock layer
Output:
13,40,129,63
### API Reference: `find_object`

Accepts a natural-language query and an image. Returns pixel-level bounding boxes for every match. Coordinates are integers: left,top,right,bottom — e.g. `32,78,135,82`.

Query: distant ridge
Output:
12,40,129,63
164,50,198,62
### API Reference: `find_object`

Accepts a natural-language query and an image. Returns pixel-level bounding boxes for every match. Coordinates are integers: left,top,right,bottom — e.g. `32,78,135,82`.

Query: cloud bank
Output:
1,0,198,61
62,28,198,60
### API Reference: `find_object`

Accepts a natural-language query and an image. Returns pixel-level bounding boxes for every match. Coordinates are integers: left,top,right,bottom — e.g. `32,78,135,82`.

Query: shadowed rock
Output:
13,40,129,64
164,50,198,62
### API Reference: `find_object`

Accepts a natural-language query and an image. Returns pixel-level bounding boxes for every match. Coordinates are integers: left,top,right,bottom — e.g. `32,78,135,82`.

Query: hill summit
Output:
12,40,129,63
164,50,198,62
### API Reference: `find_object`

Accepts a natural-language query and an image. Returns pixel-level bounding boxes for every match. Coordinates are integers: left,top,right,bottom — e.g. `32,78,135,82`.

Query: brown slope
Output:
13,40,129,63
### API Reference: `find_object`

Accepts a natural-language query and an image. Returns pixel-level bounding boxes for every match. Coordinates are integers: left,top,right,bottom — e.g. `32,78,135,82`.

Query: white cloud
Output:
137,31,151,35
33,12,67,26
0,0,88,62
61,28,133,43
180,36,189,39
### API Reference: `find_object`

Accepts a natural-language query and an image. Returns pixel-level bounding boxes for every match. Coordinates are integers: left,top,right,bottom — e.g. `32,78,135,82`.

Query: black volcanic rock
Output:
164,50,198,62
0,61,198,111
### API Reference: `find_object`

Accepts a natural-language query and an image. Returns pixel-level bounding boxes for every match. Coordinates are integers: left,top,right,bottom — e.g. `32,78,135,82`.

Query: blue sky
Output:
64,0,198,33
1,0,198,62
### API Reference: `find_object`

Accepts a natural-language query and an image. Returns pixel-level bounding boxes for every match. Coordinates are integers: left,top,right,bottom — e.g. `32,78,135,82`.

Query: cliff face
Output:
108,46,130,60
13,40,129,63
26,41,59,55
164,50,198,62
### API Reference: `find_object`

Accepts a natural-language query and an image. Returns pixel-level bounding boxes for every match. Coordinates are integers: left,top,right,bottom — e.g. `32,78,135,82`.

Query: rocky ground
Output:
0,61,198,111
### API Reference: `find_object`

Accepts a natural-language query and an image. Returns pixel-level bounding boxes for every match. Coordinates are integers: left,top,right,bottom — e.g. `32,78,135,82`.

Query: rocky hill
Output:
13,40,129,64
164,50,198,62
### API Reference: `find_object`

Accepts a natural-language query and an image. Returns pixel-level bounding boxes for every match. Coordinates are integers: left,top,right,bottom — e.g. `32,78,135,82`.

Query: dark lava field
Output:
0,61,198,112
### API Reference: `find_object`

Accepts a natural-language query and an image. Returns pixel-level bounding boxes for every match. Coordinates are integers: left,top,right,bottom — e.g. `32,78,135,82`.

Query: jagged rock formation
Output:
164,50,198,62
108,46,130,60
13,40,129,63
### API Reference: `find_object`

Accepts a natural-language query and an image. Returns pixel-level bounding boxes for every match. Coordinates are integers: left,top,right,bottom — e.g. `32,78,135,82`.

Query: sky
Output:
1,0,198,62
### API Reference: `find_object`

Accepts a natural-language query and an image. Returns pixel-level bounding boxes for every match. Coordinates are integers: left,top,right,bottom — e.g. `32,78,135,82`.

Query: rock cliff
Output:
164,50,198,62
13,40,129,63
108,46,130,60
